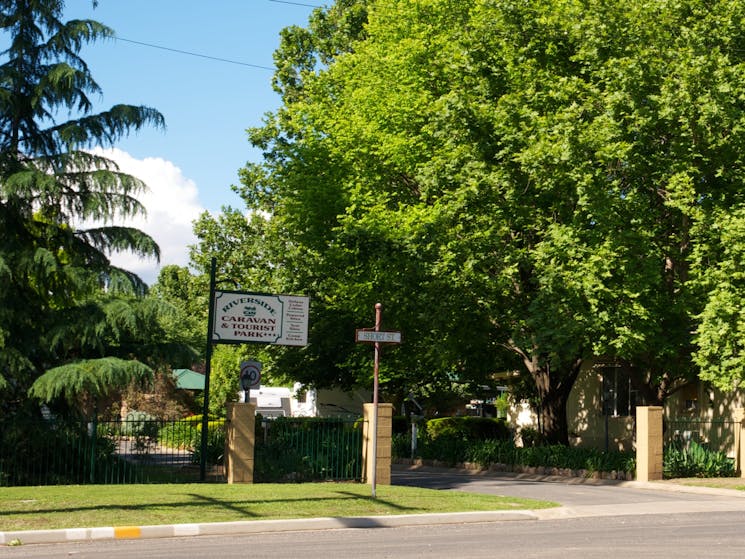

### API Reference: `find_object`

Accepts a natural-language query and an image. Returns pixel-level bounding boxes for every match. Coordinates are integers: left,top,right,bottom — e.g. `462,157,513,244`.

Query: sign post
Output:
200,258,218,482
355,304,401,498
239,360,262,402
200,258,310,481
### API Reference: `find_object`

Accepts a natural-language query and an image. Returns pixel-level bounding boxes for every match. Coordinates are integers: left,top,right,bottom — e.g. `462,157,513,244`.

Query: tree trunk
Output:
538,385,571,445
511,340,583,446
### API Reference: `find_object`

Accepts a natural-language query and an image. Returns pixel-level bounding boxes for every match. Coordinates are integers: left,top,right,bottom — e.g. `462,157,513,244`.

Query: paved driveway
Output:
391,464,745,516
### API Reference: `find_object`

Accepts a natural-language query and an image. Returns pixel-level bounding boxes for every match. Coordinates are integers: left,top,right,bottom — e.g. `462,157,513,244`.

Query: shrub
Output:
400,427,636,476
1,418,118,485
392,432,412,459
158,415,204,449
519,427,547,447
425,417,511,442
464,439,519,467
190,421,226,466
664,440,735,478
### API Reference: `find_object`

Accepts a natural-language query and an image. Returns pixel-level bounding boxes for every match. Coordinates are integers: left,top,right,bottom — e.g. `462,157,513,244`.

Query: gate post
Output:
734,408,745,478
636,406,663,481
225,402,256,484
363,403,393,485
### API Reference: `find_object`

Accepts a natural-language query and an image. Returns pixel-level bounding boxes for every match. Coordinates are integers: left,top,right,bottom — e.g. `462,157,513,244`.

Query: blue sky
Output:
57,0,323,282
66,0,317,211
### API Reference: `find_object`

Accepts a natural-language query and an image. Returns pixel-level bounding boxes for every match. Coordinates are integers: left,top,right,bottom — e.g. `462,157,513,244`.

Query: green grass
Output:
665,477,745,491
0,483,557,532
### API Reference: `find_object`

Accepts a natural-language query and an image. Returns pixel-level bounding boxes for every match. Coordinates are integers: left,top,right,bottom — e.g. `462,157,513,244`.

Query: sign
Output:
355,329,402,344
239,360,262,390
212,291,309,346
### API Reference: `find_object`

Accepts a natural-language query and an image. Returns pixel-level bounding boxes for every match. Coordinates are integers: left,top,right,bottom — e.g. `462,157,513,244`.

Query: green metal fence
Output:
664,418,737,456
0,415,225,486
1,415,364,486
254,417,364,483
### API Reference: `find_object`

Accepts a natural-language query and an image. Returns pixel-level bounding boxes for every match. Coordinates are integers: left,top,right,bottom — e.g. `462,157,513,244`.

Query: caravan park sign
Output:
212,290,309,346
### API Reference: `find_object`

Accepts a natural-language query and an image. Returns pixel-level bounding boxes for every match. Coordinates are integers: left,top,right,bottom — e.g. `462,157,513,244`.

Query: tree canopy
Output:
0,0,194,416
197,0,745,440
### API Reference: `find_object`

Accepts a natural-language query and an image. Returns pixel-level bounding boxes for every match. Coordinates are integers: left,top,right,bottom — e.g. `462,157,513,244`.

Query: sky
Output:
57,0,323,284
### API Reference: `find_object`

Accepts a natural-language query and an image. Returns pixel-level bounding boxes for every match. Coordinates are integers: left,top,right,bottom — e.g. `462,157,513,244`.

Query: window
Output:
596,362,638,417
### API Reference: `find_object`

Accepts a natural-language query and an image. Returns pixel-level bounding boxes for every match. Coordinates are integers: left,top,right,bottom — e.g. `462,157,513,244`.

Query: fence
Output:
1,414,365,486
254,417,364,482
664,418,738,458
0,415,225,486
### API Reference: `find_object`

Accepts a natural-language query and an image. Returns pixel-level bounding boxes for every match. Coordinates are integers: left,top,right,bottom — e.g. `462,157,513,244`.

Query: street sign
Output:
355,330,402,344
239,360,262,390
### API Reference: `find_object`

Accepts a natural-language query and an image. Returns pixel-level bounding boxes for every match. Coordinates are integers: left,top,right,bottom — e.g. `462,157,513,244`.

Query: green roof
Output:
172,369,205,390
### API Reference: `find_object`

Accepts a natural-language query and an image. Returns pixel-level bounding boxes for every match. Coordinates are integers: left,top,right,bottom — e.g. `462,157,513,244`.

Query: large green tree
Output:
0,0,180,414
197,0,745,442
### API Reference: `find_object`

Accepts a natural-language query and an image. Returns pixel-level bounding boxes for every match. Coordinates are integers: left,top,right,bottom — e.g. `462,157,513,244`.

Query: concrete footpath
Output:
4,465,745,546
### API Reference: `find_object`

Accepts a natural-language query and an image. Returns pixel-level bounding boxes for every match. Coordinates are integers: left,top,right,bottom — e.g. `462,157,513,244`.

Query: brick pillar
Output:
225,402,256,484
735,408,745,478
363,403,393,485
636,406,663,481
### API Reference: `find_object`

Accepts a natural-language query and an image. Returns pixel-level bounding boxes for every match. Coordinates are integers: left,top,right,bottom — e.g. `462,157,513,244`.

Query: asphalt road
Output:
4,512,745,558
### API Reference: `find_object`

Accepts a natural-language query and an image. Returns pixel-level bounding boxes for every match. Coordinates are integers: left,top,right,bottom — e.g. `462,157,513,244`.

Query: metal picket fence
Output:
0,415,225,486
254,417,365,483
664,417,737,456
1,414,364,486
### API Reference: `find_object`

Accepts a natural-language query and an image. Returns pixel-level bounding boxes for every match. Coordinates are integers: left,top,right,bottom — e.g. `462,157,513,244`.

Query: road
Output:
3,466,745,558
3,512,745,558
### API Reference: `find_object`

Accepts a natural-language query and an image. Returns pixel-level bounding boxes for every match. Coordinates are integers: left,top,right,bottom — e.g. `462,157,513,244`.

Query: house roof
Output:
172,369,205,390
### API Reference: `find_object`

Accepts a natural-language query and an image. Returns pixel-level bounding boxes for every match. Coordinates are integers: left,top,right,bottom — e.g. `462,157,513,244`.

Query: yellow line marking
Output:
113,526,142,539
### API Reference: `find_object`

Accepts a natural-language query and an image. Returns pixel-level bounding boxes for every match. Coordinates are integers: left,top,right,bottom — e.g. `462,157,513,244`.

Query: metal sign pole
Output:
371,303,382,498
200,257,217,482
354,304,401,498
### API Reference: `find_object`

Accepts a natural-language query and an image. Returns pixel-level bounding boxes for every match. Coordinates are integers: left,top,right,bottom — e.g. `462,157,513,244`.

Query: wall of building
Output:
566,360,636,451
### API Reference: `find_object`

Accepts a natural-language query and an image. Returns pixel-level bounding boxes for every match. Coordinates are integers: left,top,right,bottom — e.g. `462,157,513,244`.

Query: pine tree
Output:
0,0,170,412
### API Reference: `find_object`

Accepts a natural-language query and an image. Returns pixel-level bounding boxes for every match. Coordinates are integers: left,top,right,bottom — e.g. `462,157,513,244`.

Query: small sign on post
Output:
355,304,401,499
239,360,262,402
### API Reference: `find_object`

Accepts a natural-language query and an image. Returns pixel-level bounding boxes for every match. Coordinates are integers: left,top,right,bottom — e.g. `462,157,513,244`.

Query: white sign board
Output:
355,330,402,344
213,291,309,346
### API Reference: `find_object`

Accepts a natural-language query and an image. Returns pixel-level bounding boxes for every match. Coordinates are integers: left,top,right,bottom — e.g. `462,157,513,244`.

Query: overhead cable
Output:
115,36,275,71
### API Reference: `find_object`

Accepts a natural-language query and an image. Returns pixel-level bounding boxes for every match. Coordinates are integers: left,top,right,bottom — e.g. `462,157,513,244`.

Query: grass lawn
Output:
0,483,557,532
661,478,745,491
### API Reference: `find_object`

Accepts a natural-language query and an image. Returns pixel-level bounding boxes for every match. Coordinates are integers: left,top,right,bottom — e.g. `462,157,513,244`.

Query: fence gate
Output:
253,417,364,483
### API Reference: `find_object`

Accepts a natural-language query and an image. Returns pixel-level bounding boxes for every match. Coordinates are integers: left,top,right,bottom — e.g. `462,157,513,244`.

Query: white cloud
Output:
88,148,205,285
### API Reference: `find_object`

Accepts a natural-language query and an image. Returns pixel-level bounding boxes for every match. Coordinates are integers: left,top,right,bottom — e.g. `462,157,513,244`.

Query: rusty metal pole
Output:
371,303,382,498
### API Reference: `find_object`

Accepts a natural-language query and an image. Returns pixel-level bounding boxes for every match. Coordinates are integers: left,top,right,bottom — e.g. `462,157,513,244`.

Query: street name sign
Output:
355,329,402,344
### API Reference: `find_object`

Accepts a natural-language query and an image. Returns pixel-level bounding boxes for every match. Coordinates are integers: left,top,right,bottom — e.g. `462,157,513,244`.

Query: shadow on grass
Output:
3,490,416,518
333,490,417,512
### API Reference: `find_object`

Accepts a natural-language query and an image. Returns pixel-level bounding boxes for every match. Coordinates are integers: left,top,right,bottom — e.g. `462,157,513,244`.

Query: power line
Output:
115,36,275,71
268,0,321,7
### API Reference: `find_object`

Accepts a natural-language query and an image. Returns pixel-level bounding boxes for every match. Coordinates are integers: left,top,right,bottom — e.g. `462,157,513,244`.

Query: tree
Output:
149,264,209,354
199,0,745,443
232,0,605,442
0,0,171,414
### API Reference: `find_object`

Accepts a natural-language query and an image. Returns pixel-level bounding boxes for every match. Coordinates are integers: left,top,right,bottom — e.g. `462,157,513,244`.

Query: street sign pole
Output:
371,303,382,498
354,304,401,498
